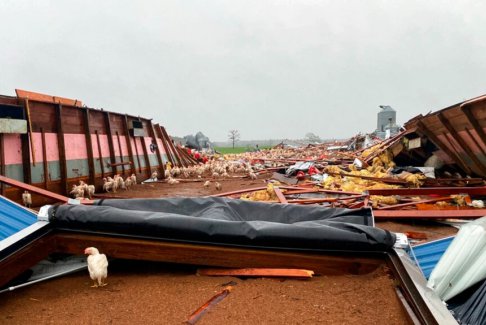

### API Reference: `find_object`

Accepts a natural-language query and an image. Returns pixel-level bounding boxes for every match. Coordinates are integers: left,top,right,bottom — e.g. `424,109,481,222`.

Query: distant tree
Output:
305,132,321,143
228,129,241,148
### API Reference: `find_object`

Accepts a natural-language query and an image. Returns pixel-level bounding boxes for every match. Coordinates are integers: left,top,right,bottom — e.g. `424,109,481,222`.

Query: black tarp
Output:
48,197,395,252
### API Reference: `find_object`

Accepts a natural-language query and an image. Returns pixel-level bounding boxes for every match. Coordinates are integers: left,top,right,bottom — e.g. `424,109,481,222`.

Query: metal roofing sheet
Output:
410,236,454,279
0,196,37,241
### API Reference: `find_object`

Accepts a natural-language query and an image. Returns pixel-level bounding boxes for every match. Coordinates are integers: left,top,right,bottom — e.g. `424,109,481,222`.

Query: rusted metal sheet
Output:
367,187,486,196
373,209,486,219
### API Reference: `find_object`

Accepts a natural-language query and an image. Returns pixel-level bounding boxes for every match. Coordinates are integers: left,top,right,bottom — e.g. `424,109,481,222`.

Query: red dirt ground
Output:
1,173,456,324
1,261,409,324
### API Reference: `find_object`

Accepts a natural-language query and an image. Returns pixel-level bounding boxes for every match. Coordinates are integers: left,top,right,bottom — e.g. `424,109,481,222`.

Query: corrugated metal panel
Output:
448,278,486,325
410,236,454,279
0,196,37,241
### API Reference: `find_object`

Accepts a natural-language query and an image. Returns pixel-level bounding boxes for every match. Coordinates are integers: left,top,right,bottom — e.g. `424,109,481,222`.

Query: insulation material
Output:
427,217,486,301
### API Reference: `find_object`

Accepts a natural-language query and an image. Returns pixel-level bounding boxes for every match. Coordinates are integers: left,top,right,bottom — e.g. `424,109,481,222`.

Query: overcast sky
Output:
1,1,485,142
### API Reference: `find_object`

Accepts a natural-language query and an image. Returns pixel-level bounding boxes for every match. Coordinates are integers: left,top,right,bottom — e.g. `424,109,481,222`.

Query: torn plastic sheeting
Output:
48,197,395,252
427,216,486,301
285,161,314,176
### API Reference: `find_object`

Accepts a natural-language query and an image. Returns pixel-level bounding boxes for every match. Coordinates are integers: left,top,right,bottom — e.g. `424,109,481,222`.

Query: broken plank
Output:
197,268,314,278
186,286,233,325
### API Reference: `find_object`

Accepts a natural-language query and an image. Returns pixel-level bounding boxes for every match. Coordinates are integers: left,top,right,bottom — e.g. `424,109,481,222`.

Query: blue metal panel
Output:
0,196,37,241
409,236,455,279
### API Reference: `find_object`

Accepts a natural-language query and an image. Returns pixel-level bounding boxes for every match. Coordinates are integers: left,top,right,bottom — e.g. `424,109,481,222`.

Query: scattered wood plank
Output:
197,268,314,278
186,286,233,324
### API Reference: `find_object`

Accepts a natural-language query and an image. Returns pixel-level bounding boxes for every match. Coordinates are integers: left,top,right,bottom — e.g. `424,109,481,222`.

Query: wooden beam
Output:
274,187,288,204
123,115,136,176
462,105,486,145
95,130,105,178
148,121,165,178
442,132,474,173
103,112,117,175
417,120,471,174
212,186,267,197
465,127,486,158
157,125,175,166
133,136,142,173
83,108,96,186
55,104,68,195
0,175,70,203
376,196,452,210
158,126,174,165
0,134,4,196
138,119,152,178
24,99,36,166
161,127,183,167
40,128,49,189
115,131,125,175
20,100,32,185
54,233,383,275
437,112,486,175
20,132,32,185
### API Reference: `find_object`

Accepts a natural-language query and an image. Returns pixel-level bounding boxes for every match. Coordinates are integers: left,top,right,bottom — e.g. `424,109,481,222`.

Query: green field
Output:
214,146,272,154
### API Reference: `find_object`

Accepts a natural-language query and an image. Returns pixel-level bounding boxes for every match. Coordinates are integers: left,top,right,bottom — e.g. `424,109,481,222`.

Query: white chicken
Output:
22,190,32,208
84,247,108,288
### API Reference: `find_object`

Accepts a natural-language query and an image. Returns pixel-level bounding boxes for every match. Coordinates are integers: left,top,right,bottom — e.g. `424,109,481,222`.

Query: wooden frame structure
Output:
0,90,190,205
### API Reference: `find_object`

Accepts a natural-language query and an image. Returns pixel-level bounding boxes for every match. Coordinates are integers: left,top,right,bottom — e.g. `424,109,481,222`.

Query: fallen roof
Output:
411,94,486,178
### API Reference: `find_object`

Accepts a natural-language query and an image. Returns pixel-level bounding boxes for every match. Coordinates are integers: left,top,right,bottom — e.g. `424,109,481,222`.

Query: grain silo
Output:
377,105,396,132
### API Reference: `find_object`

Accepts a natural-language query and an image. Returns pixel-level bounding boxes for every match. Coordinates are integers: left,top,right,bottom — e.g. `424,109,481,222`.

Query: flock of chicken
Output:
159,159,260,191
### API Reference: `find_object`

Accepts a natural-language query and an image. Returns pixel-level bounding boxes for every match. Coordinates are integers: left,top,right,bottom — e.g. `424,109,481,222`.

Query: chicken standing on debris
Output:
84,247,108,288
22,190,32,208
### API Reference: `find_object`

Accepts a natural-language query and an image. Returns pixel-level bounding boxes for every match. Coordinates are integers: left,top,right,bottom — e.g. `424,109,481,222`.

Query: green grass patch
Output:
214,146,272,154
